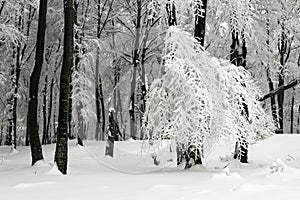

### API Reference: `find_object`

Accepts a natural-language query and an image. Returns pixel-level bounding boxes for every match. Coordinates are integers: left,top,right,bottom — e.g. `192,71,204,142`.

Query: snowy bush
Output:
143,26,275,162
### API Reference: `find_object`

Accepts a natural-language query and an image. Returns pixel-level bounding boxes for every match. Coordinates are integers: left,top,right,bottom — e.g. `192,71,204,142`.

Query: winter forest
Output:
1,0,300,199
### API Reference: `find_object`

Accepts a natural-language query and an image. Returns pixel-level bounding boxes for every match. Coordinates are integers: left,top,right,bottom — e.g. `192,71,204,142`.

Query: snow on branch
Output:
143,26,274,159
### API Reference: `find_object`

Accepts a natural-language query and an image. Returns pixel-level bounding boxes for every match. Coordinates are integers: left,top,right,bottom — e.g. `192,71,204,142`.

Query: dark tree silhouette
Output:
194,0,207,46
55,0,74,175
27,0,48,165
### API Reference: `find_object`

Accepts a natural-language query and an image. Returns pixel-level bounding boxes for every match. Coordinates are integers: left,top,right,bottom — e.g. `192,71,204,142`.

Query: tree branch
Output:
259,78,299,101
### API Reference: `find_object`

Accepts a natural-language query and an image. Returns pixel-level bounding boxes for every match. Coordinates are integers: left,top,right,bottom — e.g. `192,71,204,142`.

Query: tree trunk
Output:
187,0,208,167
94,0,108,141
95,54,106,141
74,0,84,145
230,25,248,163
129,0,142,140
290,96,294,134
42,75,48,145
0,1,5,16
265,11,278,124
266,67,278,123
139,16,153,139
166,0,177,26
194,0,207,46
46,78,54,144
112,19,122,141
117,87,125,140
27,0,47,165
0,123,3,146
55,0,74,175
277,69,284,134
105,109,116,157
12,44,21,149
297,106,300,134
277,22,290,134
6,47,16,147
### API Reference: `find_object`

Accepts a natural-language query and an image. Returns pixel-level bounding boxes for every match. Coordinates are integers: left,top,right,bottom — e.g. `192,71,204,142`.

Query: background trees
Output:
0,0,299,173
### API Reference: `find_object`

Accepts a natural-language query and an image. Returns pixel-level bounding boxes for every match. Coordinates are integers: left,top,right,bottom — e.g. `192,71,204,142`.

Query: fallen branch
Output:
259,78,299,101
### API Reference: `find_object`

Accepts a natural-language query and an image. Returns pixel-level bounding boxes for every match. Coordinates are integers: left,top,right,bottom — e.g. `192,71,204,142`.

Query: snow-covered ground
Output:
1,135,300,200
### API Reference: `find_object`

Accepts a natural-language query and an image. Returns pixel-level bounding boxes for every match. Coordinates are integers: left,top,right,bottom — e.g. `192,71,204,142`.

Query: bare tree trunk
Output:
74,0,81,143
55,0,74,174
265,10,278,125
95,52,106,141
53,87,58,138
117,87,125,140
290,96,294,134
105,109,116,157
277,70,284,134
27,0,47,165
166,0,177,26
42,75,48,145
277,21,292,134
46,78,54,144
12,44,21,149
0,1,5,16
6,47,16,147
297,106,300,134
194,0,207,46
129,0,142,140
139,15,154,139
0,123,3,146
6,6,24,148
94,0,113,141
230,20,248,163
111,19,123,141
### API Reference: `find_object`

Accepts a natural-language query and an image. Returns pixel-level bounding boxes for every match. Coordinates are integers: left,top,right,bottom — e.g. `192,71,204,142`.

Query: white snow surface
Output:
1,135,300,200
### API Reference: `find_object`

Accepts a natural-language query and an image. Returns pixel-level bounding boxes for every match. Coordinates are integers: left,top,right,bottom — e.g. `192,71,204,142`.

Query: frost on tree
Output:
143,27,274,167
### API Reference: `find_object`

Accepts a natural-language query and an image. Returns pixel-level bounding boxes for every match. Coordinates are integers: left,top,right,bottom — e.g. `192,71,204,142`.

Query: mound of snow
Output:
33,160,51,168
44,163,63,175
212,166,242,180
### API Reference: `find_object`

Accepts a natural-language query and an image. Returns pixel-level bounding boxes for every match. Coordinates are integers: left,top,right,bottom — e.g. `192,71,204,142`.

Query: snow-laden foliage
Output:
0,24,24,47
143,27,275,159
209,0,255,38
72,51,97,139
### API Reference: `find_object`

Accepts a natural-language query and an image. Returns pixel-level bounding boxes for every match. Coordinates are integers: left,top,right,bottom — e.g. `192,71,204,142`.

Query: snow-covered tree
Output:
143,26,275,167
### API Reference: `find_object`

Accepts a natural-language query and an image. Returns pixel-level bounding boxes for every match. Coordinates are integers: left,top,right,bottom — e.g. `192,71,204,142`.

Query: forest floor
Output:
1,135,300,200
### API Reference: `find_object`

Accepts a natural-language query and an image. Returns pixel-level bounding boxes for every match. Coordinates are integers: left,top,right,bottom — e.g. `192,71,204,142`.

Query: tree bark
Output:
12,44,21,149
27,0,47,165
290,96,294,134
105,109,116,157
0,1,5,16
94,0,112,141
129,0,142,139
74,0,84,144
166,0,177,26
276,20,292,134
230,23,248,163
42,75,48,145
6,47,16,147
297,106,300,134
46,78,54,144
265,10,278,125
55,0,74,175
194,0,207,46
